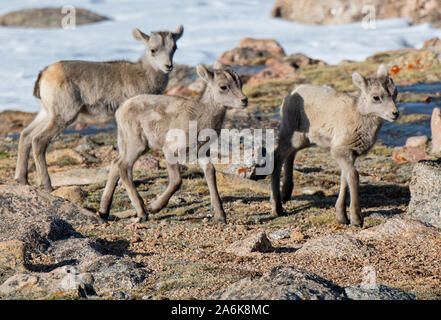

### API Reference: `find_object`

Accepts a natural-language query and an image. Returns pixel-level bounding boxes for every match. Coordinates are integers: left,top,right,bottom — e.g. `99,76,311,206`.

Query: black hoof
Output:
138,216,149,223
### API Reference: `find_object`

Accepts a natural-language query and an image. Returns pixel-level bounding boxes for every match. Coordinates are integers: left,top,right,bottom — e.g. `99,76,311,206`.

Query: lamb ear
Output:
377,64,388,78
173,25,184,40
133,28,150,43
352,72,367,91
213,61,224,70
196,64,213,82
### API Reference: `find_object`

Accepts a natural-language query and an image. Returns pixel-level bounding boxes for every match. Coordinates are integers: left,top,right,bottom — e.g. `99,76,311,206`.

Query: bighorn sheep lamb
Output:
99,62,248,225
15,25,184,192
271,65,398,227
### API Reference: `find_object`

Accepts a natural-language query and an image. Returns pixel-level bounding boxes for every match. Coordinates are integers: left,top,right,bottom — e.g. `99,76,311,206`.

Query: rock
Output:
224,142,269,180
295,234,371,259
407,160,441,228
269,228,291,240
405,135,428,148
219,38,285,66
0,266,95,296
51,186,84,206
75,122,90,131
283,53,326,69
57,266,94,291
290,230,305,241
246,59,298,86
0,184,150,297
107,290,132,300
110,209,137,219
344,284,416,300
386,49,440,78
431,108,441,154
47,148,86,165
0,184,99,245
74,136,100,152
226,232,273,256
0,240,26,271
133,156,160,171
392,147,427,163
423,37,441,54
50,168,109,187
358,216,439,240
0,274,39,295
211,266,347,300
271,0,441,27
0,7,109,28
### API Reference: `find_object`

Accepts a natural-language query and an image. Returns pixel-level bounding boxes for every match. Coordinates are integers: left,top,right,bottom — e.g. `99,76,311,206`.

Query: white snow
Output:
1,0,441,112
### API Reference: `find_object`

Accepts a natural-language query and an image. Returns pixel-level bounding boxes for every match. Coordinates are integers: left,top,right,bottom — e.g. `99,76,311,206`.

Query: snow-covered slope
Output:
1,0,441,112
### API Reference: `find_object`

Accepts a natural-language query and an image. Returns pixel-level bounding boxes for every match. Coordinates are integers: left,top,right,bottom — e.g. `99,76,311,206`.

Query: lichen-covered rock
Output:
0,240,26,271
0,184,150,297
211,267,347,300
423,37,441,54
358,216,439,240
408,160,441,228
226,232,273,256
51,186,84,206
0,7,109,28
344,284,416,300
431,108,441,154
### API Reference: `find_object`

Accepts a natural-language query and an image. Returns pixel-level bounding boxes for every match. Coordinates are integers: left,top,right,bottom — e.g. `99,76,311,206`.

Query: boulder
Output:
405,135,428,148
246,59,299,86
226,232,273,256
0,240,26,271
269,228,292,240
423,37,441,54
431,108,441,154
392,147,427,163
51,186,84,206
358,216,439,240
211,266,347,300
0,184,149,297
271,0,441,27
219,38,286,66
133,156,160,171
50,168,109,187
407,160,441,228
295,234,371,259
0,7,109,28
344,284,416,300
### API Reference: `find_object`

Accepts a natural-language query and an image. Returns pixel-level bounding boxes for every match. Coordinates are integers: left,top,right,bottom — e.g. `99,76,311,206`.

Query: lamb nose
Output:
392,111,399,119
165,64,173,71
241,97,248,106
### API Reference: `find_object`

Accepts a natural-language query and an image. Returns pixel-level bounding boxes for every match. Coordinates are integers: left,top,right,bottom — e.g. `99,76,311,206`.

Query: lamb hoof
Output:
40,184,54,193
15,177,29,186
125,216,148,230
98,211,109,220
336,217,349,225
214,216,227,224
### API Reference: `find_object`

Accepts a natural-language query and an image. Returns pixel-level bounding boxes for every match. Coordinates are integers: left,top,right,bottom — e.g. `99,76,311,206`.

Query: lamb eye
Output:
220,85,228,91
373,96,382,102
150,49,157,55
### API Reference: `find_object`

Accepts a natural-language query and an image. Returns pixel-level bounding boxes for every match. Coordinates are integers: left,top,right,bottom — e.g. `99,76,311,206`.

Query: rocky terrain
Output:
1,35,441,300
